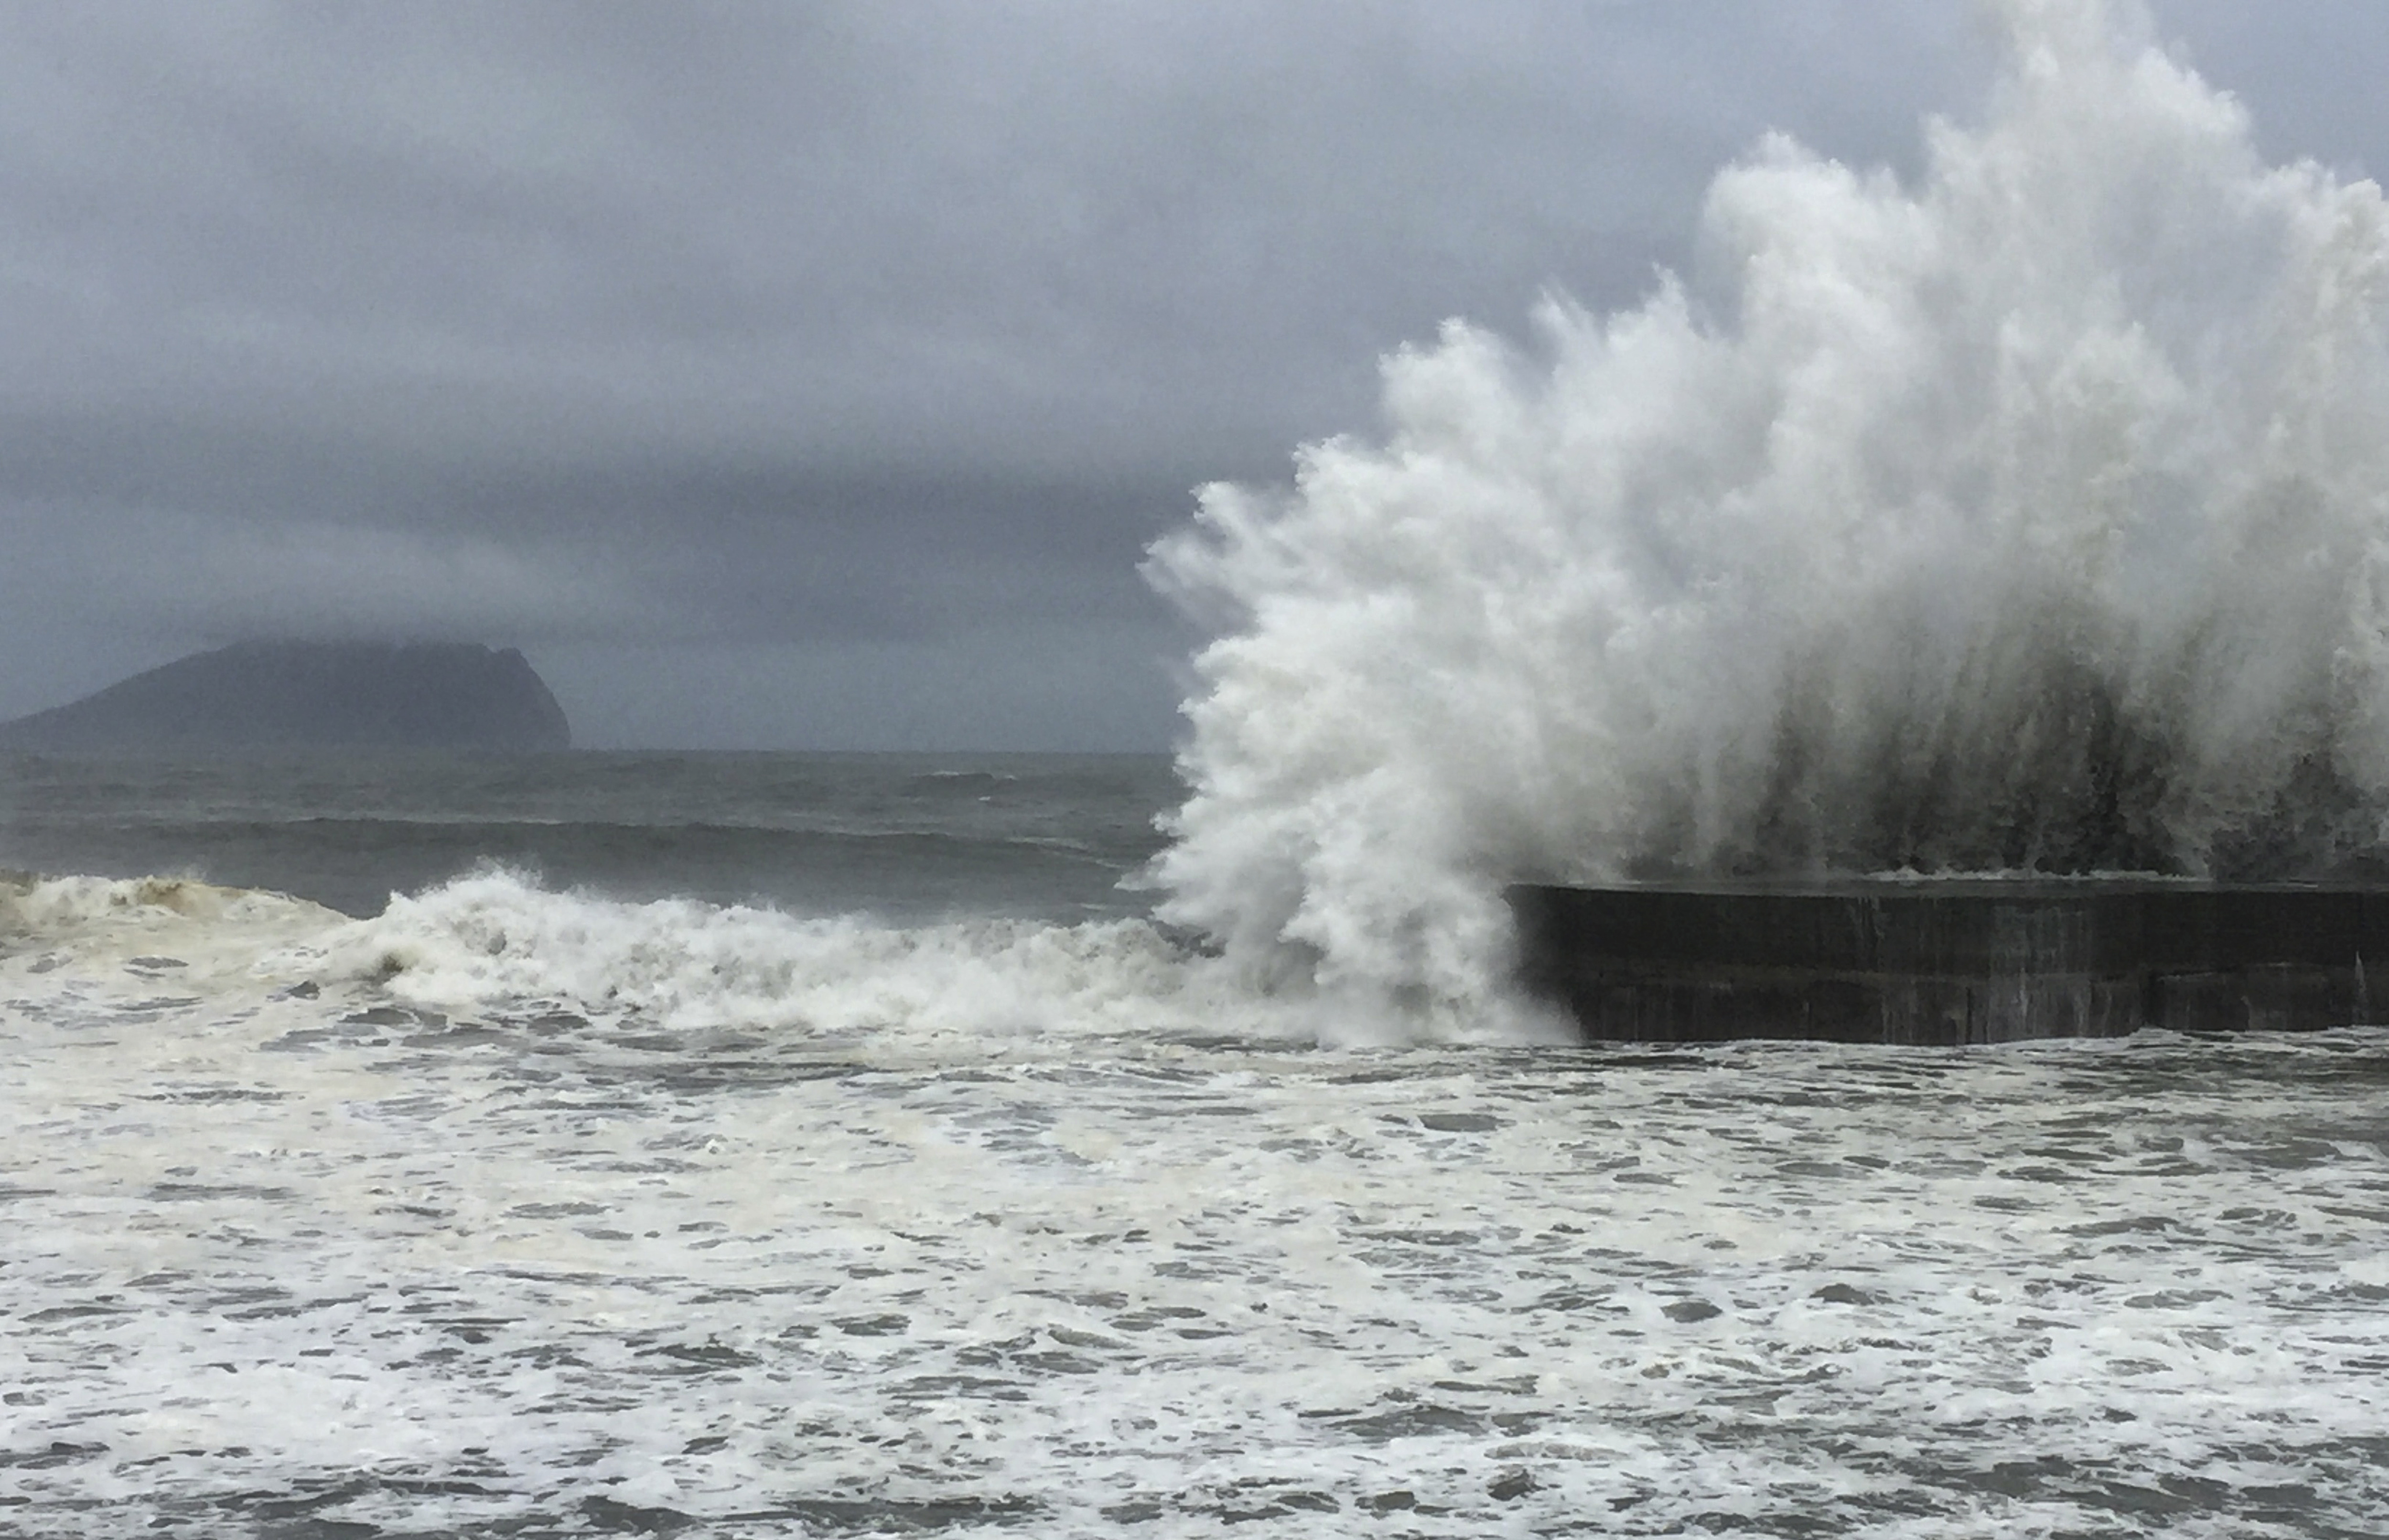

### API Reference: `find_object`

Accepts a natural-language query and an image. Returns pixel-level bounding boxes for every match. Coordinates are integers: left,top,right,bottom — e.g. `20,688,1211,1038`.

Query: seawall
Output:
1508,882,2389,1044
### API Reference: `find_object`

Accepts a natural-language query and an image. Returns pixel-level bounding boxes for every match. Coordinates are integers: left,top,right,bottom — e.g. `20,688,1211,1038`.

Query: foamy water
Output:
5,871,2389,1535
1150,0,2389,1009
11,1,2389,1532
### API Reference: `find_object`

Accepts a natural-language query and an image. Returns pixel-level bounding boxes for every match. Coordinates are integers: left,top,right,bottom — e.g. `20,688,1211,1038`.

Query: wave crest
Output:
313,869,1464,1048
0,871,337,937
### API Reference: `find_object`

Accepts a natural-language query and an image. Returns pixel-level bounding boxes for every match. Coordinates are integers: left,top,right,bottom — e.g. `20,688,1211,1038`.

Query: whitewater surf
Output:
9,1,2389,1532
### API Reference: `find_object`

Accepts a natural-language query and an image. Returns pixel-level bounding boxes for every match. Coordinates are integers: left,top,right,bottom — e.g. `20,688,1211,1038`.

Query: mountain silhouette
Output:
0,641,571,752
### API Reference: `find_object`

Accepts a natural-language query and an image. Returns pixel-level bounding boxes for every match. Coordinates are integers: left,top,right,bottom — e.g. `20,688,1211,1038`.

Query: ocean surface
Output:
2,749,2386,1538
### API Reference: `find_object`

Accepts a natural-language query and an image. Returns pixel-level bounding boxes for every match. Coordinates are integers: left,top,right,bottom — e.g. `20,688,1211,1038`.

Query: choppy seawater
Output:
3,753,2387,1537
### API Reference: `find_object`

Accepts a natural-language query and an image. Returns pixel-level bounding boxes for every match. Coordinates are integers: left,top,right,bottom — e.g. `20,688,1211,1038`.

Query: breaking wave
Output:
6,869,1539,1051
1147,0,2389,1010
318,870,1265,1049
0,869,341,939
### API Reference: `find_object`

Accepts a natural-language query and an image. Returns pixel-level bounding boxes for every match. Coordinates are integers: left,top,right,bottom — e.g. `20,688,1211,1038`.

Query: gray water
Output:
3,750,2388,1537
0,751,1175,920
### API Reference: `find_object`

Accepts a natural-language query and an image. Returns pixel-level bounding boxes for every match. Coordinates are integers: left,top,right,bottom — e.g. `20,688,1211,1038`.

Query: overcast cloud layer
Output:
0,1,2379,748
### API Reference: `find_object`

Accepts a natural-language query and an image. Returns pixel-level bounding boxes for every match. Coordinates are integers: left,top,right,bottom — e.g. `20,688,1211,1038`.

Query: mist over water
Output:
1148,0,2389,1009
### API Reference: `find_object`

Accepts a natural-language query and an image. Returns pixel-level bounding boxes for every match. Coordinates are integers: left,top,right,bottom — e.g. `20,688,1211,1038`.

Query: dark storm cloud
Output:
0,1,2369,745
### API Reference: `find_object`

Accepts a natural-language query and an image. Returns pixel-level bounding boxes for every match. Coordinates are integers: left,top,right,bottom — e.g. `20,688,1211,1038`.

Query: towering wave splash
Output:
1146,0,2389,1011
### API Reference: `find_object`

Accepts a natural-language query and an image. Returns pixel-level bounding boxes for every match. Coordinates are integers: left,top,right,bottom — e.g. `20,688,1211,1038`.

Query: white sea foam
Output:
314,869,1569,1051
8,883,2389,1532
0,866,1550,1050
1148,0,2389,1010
17,5,2389,1522
323,870,1252,1045
0,872,345,993
0,871,338,937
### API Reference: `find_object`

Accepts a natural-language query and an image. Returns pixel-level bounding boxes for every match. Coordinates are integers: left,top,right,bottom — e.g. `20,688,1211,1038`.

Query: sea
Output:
18,0,2389,1532
3,749,2386,1538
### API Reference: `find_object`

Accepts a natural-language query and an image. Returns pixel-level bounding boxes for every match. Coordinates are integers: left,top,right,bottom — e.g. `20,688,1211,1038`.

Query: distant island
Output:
0,641,572,752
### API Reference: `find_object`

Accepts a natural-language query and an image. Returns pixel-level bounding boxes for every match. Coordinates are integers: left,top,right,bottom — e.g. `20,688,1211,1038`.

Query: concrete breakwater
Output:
1508,883,2389,1044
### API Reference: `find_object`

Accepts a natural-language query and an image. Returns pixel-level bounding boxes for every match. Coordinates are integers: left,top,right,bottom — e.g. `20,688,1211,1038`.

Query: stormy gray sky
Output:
0,1,2380,749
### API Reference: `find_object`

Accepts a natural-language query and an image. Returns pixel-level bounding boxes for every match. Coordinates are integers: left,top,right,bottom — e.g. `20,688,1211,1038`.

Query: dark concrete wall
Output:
1509,883,2389,1044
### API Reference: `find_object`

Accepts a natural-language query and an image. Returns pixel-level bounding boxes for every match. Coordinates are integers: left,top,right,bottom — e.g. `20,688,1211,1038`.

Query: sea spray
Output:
1146,0,2389,1010
304,869,1376,1049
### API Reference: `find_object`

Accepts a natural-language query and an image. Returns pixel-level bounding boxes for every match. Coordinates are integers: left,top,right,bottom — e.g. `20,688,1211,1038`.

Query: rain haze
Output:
0,0,2379,749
